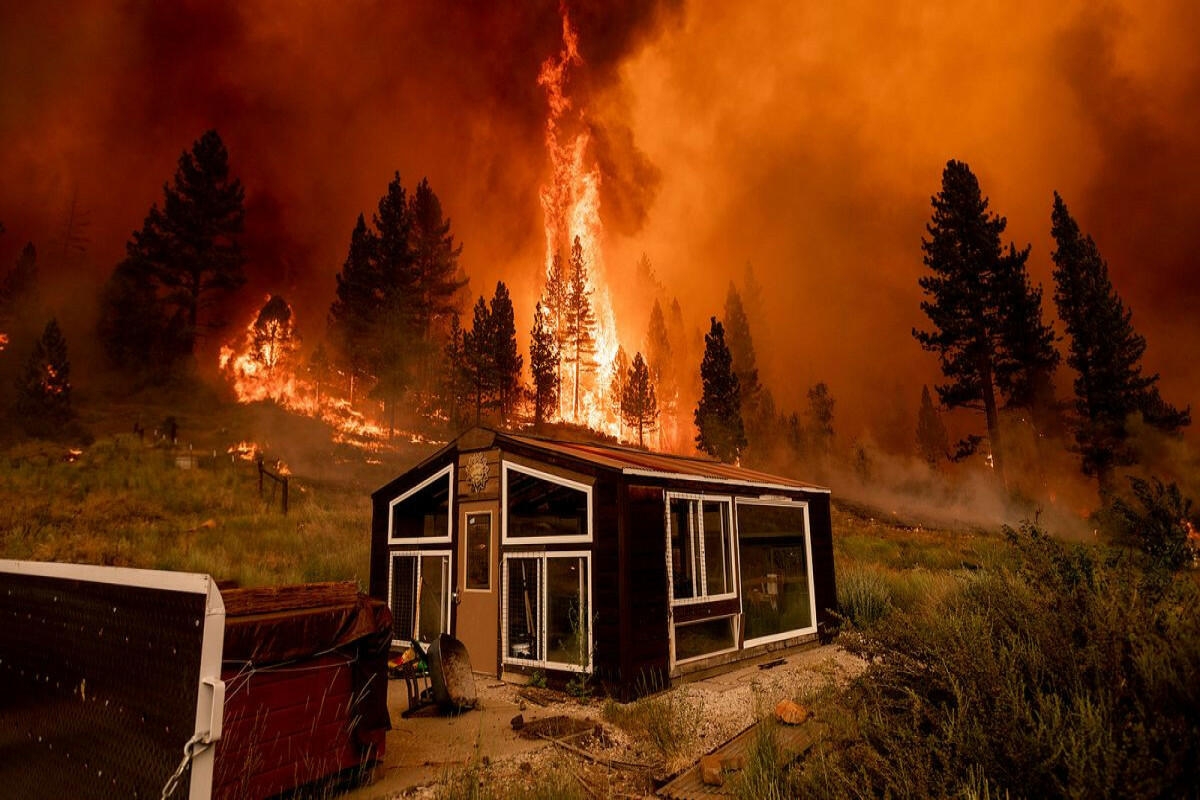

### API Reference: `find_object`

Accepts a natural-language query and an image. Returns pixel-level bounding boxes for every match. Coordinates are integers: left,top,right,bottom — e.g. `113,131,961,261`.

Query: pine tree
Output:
623,352,658,448
916,384,950,466
695,317,745,462
992,243,1060,431
806,382,835,456
328,213,380,403
249,295,299,381
441,314,470,431
1051,193,1190,492
529,302,560,426
542,250,570,414
15,318,72,433
645,299,673,388
409,178,467,391
96,260,186,379
463,296,495,424
565,236,597,421
489,281,523,423
913,160,1051,483
609,345,630,432
122,130,245,357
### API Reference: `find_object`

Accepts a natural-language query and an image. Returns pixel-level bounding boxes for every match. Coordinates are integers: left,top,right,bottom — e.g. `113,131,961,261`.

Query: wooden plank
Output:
656,720,827,799
222,582,359,616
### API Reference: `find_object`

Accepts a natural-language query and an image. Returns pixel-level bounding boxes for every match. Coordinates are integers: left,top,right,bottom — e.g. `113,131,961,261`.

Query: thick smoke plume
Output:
1,0,1197,456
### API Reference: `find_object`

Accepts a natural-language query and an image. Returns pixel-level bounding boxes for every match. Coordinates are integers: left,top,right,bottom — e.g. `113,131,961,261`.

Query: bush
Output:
1108,476,1198,572
836,565,891,627
798,523,1200,799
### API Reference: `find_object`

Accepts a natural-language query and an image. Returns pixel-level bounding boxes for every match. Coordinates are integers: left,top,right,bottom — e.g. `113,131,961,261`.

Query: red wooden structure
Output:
213,582,391,799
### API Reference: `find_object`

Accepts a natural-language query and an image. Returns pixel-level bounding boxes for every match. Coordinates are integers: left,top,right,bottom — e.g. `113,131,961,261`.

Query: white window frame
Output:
462,509,494,593
664,492,738,607
387,549,453,647
500,551,593,674
735,498,818,648
501,462,593,545
388,464,454,544
671,614,740,666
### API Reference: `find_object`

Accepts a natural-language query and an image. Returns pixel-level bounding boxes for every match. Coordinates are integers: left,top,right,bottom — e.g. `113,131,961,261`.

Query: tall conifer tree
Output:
529,302,559,426
622,352,658,447
695,317,745,462
914,160,1056,483
916,384,950,466
1050,193,1189,492
565,236,597,421
489,281,522,423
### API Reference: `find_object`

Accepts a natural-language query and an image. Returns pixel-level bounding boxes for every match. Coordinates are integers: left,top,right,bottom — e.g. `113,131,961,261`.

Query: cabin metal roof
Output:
498,431,829,494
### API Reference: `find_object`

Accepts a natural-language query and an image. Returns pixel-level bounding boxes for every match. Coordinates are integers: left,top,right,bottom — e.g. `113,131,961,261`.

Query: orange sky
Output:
1,0,1197,450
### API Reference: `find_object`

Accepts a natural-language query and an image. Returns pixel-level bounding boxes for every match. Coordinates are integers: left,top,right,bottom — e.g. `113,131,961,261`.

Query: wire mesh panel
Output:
0,561,224,800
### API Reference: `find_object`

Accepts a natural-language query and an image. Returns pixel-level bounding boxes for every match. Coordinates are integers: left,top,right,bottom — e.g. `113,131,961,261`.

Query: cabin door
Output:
456,500,500,676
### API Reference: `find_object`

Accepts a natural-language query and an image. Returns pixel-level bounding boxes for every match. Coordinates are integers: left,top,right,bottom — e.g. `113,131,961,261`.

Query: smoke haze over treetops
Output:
1,0,1197,449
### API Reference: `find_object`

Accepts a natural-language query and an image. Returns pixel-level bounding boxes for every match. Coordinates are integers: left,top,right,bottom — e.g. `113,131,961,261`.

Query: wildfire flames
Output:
537,8,653,447
219,295,389,445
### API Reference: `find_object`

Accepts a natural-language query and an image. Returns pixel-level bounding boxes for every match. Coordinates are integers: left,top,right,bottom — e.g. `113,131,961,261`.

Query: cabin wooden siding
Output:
369,429,837,697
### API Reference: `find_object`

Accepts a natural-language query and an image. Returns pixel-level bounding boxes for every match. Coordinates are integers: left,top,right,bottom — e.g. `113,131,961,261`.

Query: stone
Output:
775,699,810,725
510,714,525,731
699,754,725,786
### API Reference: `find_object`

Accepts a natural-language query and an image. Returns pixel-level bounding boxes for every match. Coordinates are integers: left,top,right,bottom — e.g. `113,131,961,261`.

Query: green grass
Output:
0,426,430,587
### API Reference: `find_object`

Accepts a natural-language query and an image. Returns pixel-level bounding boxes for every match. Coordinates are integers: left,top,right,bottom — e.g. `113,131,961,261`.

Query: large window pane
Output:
506,558,540,661
702,501,733,596
418,554,449,643
546,557,588,667
390,555,417,641
669,498,698,599
506,469,588,539
392,470,451,539
465,513,491,590
737,504,813,642
675,617,736,661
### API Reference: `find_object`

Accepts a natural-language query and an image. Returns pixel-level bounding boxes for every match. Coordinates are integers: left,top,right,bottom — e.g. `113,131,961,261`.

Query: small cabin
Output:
368,427,837,696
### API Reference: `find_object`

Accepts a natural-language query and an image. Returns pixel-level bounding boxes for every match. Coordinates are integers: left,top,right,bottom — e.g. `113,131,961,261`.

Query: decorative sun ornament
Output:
466,452,490,493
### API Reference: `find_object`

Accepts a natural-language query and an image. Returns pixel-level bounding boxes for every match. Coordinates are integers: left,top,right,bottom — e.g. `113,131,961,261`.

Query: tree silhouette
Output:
328,213,379,403
622,352,658,447
541,250,569,415
565,236,597,421
122,130,246,357
806,382,835,457
249,295,299,379
305,341,331,413
695,317,745,462
916,384,949,466
914,160,1057,484
1051,193,1190,493
15,318,72,434
489,281,523,423
529,301,559,426
463,296,494,424
609,345,629,431
440,314,470,431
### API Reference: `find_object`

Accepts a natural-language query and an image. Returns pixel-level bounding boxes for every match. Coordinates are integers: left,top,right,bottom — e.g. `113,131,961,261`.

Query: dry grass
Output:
0,428,428,587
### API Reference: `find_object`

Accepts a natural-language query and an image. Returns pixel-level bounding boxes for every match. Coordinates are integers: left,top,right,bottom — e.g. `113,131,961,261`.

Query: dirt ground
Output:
342,644,863,799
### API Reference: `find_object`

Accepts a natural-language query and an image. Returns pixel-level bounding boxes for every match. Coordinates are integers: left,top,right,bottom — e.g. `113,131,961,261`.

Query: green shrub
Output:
798,523,1200,799
836,565,891,626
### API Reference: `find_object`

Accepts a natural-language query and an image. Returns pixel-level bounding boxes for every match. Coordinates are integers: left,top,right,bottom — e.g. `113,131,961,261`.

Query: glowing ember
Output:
227,440,260,461
0,332,7,351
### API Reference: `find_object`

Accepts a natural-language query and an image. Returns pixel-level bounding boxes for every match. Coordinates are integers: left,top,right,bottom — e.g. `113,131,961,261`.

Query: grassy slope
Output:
0,392,439,587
